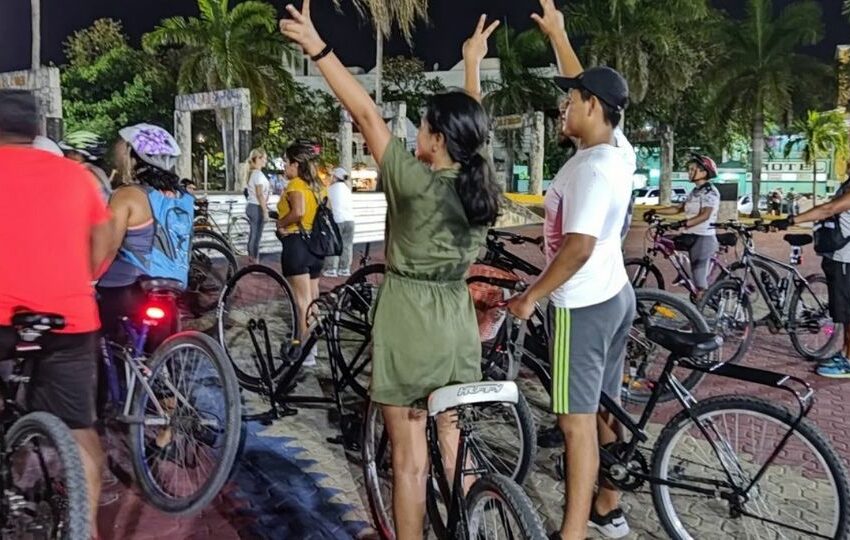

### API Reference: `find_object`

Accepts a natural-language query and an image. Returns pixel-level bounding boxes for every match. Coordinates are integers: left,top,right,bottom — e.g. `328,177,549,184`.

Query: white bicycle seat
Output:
427,381,519,417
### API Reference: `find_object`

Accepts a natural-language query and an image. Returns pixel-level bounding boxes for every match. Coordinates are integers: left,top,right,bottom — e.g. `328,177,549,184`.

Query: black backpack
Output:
813,180,850,255
300,192,343,258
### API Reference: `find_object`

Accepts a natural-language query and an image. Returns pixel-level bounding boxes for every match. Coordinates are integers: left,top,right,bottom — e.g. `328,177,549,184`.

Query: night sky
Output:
1,0,849,73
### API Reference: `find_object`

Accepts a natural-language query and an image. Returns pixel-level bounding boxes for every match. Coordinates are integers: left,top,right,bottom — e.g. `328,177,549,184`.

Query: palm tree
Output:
338,0,428,41
784,110,849,201
712,0,823,217
142,0,294,117
31,0,40,69
566,0,712,205
483,26,558,191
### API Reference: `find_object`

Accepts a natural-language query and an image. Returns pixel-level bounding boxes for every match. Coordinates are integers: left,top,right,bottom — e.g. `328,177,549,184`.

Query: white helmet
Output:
119,123,181,172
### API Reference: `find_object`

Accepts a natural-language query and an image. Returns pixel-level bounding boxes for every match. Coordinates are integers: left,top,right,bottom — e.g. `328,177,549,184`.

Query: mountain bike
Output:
698,221,840,364
362,382,546,539
100,278,242,514
0,312,90,539
193,198,252,257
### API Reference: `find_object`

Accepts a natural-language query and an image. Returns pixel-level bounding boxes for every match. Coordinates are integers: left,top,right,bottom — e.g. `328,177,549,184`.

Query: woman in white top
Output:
245,148,270,263
322,166,355,277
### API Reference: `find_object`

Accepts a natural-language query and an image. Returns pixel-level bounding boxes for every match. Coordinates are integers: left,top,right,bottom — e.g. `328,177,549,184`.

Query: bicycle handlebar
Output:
710,221,770,234
466,275,527,292
487,229,544,247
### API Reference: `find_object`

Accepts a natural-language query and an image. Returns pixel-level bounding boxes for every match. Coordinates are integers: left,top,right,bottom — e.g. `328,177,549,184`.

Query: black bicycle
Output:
0,312,90,539
698,220,840,364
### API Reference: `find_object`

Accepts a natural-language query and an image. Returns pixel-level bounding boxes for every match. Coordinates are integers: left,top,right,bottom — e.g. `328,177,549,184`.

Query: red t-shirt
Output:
0,147,111,333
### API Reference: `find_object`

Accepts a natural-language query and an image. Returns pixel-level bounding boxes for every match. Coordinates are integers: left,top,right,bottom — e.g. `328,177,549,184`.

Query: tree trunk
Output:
529,111,545,196
374,27,383,105
504,136,515,192
659,124,674,206
813,161,818,206
339,109,353,173
31,0,40,70
750,110,765,218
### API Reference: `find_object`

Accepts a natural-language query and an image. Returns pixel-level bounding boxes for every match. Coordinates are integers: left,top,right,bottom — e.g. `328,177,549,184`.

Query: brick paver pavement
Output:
94,221,849,539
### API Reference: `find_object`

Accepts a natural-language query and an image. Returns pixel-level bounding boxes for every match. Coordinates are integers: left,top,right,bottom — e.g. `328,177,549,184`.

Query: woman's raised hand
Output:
462,14,500,65
280,0,325,57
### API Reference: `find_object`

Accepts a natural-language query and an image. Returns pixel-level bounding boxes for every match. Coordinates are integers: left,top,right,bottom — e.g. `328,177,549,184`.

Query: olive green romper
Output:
370,138,487,407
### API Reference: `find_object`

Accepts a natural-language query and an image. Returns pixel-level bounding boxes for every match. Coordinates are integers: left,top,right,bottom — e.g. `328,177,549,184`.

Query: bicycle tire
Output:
217,264,299,394
193,229,232,251
362,401,395,540
624,258,666,290
128,331,242,515
226,216,251,256
788,274,842,360
465,474,547,539
624,289,713,405
186,240,238,317
5,411,91,540
697,279,754,364
651,396,849,540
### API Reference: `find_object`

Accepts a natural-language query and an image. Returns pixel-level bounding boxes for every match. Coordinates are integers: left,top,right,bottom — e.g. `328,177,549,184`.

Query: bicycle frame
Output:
640,225,730,294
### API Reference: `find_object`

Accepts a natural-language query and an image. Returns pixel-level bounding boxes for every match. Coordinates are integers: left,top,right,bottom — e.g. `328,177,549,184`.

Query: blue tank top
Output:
98,221,156,288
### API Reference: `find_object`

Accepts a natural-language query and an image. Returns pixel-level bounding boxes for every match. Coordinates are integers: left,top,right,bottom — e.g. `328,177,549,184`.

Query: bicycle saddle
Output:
645,326,721,357
783,234,812,247
138,277,184,295
427,381,518,417
11,311,66,331
716,232,737,247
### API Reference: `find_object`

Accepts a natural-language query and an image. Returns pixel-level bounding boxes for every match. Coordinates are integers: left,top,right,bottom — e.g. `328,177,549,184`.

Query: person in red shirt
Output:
0,90,113,537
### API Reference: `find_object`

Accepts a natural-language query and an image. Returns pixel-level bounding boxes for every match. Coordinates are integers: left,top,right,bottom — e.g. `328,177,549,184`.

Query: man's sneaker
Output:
817,355,850,378
322,269,338,278
339,269,351,277
588,506,630,539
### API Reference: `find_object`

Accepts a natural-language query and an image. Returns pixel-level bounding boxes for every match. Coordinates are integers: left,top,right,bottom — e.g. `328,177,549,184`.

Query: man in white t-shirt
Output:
510,3,636,539
323,166,355,277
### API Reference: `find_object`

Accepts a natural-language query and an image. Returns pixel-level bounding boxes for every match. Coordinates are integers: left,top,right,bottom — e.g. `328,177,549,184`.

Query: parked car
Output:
737,194,768,215
632,187,687,206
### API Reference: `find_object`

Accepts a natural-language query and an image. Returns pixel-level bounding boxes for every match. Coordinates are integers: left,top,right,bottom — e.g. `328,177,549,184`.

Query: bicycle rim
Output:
653,399,845,539
362,403,396,540
186,241,236,319
790,276,841,360
699,282,753,364
466,475,546,539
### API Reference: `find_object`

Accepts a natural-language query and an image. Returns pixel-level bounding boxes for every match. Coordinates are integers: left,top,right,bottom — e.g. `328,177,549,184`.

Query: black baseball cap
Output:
554,66,630,112
0,90,39,140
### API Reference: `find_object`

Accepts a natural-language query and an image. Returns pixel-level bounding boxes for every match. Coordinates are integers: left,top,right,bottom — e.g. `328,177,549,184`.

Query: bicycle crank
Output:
600,442,649,492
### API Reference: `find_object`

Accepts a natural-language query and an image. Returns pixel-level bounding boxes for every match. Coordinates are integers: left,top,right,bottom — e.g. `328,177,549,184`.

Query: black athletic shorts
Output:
821,258,850,324
279,233,324,279
0,327,99,429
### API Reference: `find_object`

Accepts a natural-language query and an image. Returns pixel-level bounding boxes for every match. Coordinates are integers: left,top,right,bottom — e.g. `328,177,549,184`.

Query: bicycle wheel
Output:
789,274,842,360
466,474,547,539
193,229,232,251
331,264,385,398
4,411,90,540
185,240,238,318
217,264,298,394
651,396,849,540
128,331,241,515
623,289,713,405
362,401,395,540
697,279,754,364
624,258,665,289
724,260,780,320
226,216,251,256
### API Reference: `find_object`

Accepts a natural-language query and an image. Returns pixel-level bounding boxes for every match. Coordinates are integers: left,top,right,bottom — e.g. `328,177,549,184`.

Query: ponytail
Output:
455,153,501,227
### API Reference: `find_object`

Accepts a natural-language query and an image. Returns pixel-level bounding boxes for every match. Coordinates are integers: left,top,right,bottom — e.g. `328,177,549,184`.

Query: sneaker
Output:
537,426,563,449
588,506,630,539
817,356,850,378
302,343,318,367
339,269,351,277
322,269,338,278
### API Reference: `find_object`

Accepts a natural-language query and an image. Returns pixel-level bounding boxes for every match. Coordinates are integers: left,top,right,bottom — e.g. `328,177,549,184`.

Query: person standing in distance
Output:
323,166,355,277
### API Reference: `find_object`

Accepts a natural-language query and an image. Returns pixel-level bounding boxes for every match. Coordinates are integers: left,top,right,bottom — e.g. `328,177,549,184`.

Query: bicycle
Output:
193,198,252,256
362,383,547,539
100,277,242,514
0,312,90,539
698,220,840,364
625,215,747,301
572,324,848,539
183,239,238,318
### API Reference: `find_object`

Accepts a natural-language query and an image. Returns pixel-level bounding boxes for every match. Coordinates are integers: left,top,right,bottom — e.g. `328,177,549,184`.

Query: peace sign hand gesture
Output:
280,0,326,58
531,0,565,39
462,14,500,64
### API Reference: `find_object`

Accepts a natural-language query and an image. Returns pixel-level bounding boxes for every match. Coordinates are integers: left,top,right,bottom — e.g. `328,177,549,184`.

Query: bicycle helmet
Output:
60,130,106,161
118,123,181,172
687,153,718,180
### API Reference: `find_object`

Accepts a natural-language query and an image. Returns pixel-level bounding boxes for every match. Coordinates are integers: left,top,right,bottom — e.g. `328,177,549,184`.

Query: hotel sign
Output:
762,160,828,174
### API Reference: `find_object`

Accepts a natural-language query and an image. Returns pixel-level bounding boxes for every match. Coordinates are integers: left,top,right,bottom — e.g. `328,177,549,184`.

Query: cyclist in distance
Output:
96,123,194,350
644,153,721,299
0,89,113,537
281,3,502,537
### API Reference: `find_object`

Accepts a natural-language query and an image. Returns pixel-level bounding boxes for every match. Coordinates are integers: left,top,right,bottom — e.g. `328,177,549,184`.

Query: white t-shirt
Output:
683,183,720,236
328,181,355,223
246,170,270,205
543,129,635,309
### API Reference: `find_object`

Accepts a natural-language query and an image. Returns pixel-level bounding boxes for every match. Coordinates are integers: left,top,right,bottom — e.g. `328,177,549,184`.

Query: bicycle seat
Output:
138,277,184,295
427,381,518,417
645,326,722,357
11,311,66,331
783,234,812,247
716,232,737,247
